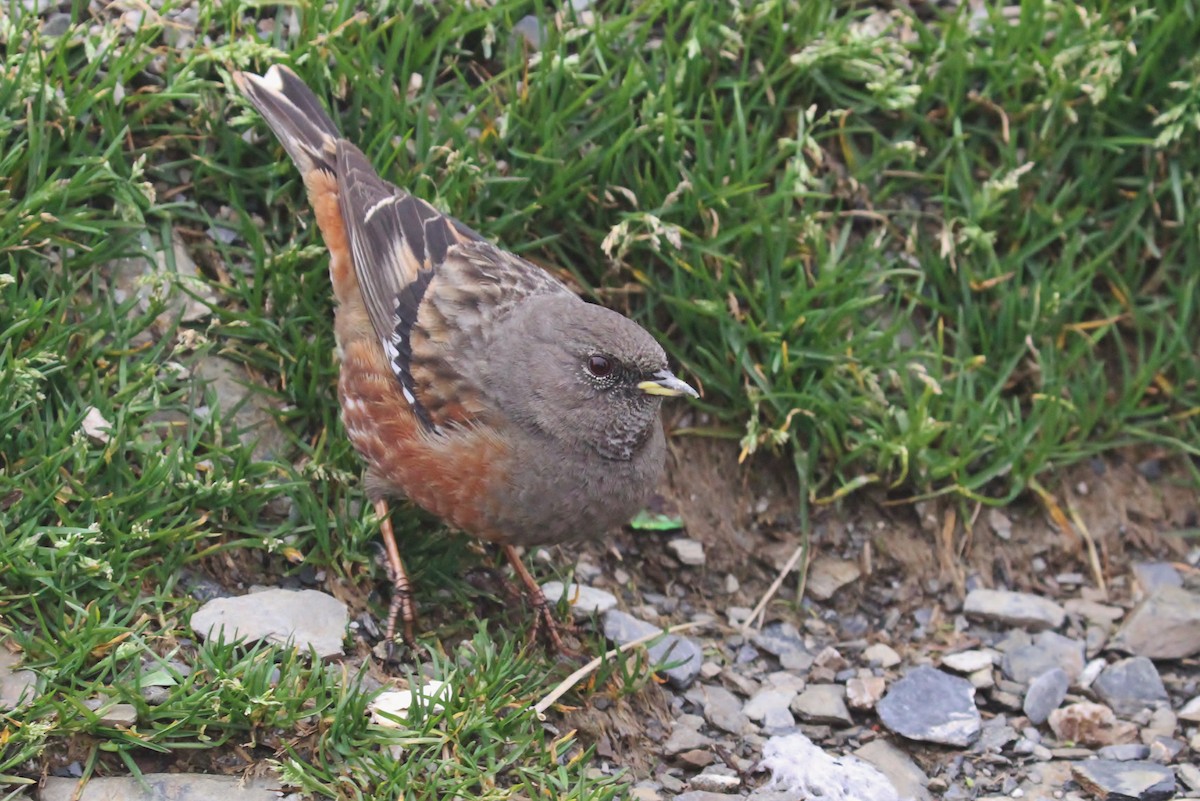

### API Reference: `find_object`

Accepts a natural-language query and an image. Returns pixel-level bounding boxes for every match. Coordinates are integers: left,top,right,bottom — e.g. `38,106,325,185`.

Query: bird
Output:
233,65,697,651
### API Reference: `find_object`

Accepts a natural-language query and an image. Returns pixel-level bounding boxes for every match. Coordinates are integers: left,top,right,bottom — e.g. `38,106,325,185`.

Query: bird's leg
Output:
501,544,578,655
376,499,417,646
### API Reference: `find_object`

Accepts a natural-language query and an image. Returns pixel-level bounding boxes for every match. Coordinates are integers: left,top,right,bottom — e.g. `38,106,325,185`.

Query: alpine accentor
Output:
233,65,696,649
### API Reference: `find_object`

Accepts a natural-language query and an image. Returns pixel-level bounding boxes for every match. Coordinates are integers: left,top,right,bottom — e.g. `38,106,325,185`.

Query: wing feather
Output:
335,145,571,432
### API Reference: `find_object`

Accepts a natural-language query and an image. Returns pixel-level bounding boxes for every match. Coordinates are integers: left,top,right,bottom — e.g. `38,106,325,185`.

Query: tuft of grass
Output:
1,0,1197,793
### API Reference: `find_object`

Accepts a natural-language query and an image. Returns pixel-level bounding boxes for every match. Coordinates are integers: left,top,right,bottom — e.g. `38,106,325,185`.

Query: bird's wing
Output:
336,144,571,432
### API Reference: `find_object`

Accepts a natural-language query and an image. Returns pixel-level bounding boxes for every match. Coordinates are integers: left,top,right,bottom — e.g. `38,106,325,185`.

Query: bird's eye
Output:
586,354,613,378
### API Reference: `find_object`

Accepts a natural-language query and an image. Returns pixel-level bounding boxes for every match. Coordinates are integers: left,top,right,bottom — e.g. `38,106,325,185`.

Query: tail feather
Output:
234,65,341,176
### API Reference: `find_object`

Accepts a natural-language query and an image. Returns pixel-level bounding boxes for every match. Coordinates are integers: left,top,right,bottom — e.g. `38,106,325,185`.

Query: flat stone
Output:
1110,585,1200,659
987,508,1013,540
540,581,617,617
0,649,38,710
744,688,797,722
83,699,137,727
1131,562,1183,594
40,774,283,801
862,642,901,668
942,649,995,674
1002,631,1085,684
668,538,706,566
190,588,348,658
662,724,714,756
678,748,715,768
1023,668,1069,725
855,739,933,801
1091,656,1168,717
1048,702,1139,747
190,356,287,462
1177,763,1200,792
791,684,853,727
701,684,749,735
753,621,814,672
602,610,702,689
1071,760,1176,801
1179,695,1200,722
805,557,861,601
1064,598,1124,624
107,229,215,336
968,667,994,689
675,793,739,801
846,675,887,710
1097,743,1151,761
760,732,901,801
876,665,981,747
963,589,1065,631
689,773,741,793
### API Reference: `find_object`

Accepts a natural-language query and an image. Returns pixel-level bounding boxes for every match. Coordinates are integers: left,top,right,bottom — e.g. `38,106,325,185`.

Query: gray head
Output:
481,295,697,461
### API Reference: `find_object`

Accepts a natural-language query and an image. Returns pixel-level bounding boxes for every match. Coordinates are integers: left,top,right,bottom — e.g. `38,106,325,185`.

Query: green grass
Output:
2,0,1199,795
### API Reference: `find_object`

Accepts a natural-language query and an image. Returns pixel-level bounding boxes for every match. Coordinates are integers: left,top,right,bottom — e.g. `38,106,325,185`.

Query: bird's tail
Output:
233,65,341,177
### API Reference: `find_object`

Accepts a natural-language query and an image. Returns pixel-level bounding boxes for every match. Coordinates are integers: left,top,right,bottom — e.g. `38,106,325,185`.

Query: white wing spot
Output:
363,195,394,224
401,386,416,406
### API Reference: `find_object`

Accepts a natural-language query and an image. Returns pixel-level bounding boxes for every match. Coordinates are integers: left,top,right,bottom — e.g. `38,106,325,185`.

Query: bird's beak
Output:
637,369,699,399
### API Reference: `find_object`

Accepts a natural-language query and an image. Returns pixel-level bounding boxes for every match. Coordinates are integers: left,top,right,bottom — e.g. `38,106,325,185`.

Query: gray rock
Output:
1079,657,1107,689
667,538,706,566
701,684,749,735
1064,598,1124,625
106,230,215,336
1001,631,1085,684
674,793,739,801
744,688,797,722
1098,743,1151,761
191,356,287,462
1177,763,1200,793
1092,657,1169,716
540,581,617,617
1023,668,1069,725
1071,760,1176,801
83,699,137,727
876,665,981,747
974,717,1019,753
967,667,994,690
790,684,853,727
190,588,348,658
601,610,702,689
1131,561,1183,594
987,508,1013,540
1179,695,1200,722
862,642,901,668
753,621,814,672
963,589,1065,631
42,11,71,36
662,724,714,756
846,675,887,710
1111,585,1200,659
942,649,996,674
0,649,38,710
40,774,284,801
688,773,741,793
854,739,933,801
805,557,861,601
